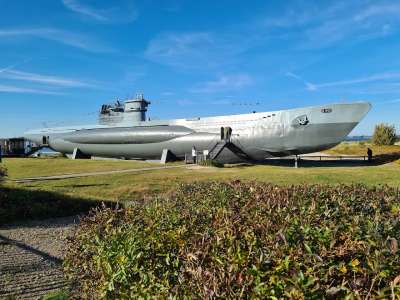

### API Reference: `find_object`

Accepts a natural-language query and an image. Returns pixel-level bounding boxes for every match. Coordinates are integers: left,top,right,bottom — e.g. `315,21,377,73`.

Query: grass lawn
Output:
1,142,399,213
324,141,400,155
1,157,163,179
3,160,399,203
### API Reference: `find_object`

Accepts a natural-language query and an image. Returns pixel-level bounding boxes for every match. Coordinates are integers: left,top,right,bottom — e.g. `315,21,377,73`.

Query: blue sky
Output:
1,0,400,137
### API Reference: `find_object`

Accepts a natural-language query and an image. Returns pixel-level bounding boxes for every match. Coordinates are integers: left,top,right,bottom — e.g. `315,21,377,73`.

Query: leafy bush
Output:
372,123,397,145
64,182,400,299
42,290,70,300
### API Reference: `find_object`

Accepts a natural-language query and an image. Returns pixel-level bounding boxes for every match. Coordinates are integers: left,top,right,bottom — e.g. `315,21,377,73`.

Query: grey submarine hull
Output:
25,102,371,162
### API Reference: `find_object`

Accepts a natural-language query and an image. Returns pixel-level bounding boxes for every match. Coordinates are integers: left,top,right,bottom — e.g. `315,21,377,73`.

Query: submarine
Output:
24,94,371,162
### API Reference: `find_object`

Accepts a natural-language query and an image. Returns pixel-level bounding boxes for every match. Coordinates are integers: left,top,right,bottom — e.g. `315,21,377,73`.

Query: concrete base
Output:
160,149,177,164
294,155,299,168
91,156,124,161
71,148,91,160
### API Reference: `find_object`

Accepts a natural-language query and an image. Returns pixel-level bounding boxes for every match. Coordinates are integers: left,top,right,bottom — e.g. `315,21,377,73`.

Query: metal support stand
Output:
160,149,177,164
72,148,91,160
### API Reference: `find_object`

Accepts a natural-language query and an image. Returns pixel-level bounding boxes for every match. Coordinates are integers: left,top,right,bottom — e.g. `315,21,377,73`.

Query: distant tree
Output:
372,123,397,145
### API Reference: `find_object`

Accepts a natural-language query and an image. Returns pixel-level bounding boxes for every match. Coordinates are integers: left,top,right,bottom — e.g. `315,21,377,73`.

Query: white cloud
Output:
261,1,400,49
176,99,195,106
161,91,174,96
0,28,113,52
62,0,107,21
0,70,93,88
190,74,253,93
305,2,400,48
368,98,400,106
286,72,316,91
209,99,232,105
144,31,250,70
144,2,400,72
263,11,310,28
145,32,216,68
62,0,138,23
0,60,29,74
262,2,347,29
354,3,400,21
0,84,63,95
377,99,400,104
287,71,400,91
162,0,184,13
311,72,400,90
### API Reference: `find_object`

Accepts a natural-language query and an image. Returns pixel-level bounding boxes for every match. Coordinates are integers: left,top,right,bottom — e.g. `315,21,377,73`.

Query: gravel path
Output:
0,216,78,299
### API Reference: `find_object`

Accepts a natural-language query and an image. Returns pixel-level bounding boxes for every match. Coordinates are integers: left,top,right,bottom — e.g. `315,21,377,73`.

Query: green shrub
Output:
64,182,400,299
372,123,397,145
42,290,70,300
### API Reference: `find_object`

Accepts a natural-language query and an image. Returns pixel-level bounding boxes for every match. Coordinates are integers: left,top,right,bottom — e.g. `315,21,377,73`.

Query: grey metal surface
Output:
24,101,371,163
62,125,194,144
99,94,151,125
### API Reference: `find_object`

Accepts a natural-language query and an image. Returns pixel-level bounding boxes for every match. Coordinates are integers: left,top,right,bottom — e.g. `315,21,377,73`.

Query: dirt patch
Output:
0,216,78,299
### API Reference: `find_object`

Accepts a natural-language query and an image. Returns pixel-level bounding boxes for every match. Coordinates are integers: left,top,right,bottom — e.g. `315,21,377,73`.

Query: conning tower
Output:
124,93,150,122
99,93,151,126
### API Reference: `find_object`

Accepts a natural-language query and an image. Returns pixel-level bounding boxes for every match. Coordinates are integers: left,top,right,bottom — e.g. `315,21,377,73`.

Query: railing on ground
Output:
185,153,209,164
298,155,369,161
185,152,372,165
